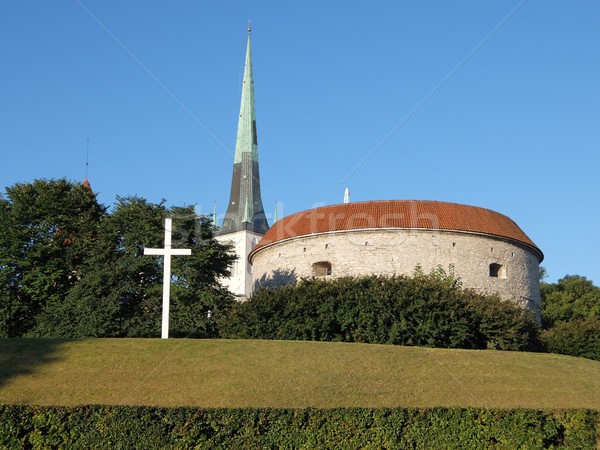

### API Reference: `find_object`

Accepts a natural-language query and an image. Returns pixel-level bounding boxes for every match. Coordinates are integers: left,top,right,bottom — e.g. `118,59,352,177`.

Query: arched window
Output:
489,263,507,278
312,261,332,277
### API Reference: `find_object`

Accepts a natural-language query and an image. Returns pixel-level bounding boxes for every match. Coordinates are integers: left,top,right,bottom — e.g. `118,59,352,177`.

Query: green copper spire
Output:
219,25,269,235
234,25,258,164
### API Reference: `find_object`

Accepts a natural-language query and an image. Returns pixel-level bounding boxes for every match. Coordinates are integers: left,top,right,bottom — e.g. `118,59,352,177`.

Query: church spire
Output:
219,25,269,235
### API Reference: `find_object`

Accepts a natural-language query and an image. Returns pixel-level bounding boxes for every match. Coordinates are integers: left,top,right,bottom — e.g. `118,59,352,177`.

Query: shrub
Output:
219,272,539,351
464,291,541,351
541,318,600,361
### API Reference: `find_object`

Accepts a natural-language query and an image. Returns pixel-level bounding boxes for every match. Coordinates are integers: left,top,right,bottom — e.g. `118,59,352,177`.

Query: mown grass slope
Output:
1,338,598,409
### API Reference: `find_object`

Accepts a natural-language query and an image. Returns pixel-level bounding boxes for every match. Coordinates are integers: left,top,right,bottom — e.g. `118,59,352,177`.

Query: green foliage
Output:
31,197,236,338
0,179,105,337
0,405,597,449
541,275,600,328
540,275,600,360
0,179,236,339
541,318,600,361
464,291,540,351
220,271,539,351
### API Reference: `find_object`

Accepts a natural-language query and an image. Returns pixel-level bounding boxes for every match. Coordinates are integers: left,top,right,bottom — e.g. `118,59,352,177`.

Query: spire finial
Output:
212,201,217,229
248,20,251,34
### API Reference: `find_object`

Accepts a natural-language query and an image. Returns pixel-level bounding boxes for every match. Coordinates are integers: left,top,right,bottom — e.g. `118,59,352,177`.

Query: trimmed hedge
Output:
0,405,597,449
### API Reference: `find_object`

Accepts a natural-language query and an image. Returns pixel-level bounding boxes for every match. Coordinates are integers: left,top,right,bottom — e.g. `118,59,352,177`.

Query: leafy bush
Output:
219,271,539,351
541,318,600,361
464,291,540,351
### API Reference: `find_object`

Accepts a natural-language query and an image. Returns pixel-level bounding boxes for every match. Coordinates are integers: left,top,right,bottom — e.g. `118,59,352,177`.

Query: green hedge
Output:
220,273,540,351
0,405,597,449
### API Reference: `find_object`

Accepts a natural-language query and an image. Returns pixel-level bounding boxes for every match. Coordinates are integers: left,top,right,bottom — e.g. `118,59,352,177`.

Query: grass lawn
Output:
0,338,598,409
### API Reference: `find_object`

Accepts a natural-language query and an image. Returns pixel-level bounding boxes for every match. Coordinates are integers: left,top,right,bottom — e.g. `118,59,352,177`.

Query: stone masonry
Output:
250,228,541,320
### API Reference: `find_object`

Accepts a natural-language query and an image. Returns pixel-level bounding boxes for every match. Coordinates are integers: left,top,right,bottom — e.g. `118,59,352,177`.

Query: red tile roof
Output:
250,200,543,261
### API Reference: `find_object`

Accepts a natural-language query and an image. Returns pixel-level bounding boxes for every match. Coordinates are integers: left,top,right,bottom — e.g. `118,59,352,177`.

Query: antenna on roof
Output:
213,201,217,228
85,137,90,180
344,187,350,204
274,200,279,223
82,137,92,190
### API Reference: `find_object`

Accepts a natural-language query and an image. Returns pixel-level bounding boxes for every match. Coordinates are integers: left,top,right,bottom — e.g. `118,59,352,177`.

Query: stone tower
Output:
216,25,269,297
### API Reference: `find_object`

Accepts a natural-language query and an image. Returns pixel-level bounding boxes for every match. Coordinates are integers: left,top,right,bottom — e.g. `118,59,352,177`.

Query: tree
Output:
539,275,600,360
541,275,600,328
32,197,236,338
167,206,236,338
0,179,105,337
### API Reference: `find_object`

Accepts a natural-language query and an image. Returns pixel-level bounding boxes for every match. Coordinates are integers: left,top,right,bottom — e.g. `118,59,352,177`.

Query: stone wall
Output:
250,228,541,319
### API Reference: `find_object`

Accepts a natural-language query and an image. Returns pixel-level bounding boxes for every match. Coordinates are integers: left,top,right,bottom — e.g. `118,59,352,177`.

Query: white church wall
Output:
215,229,264,298
251,228,541,320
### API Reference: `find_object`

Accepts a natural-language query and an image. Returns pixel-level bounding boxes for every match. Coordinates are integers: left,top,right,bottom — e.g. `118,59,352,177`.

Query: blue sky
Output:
1,1,599,284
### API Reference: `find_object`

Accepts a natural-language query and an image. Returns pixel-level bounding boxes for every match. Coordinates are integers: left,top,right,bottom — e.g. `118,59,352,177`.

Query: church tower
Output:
216,25,269,297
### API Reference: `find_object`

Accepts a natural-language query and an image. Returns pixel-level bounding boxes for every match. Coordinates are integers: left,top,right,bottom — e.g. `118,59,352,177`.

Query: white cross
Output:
144,218,191,339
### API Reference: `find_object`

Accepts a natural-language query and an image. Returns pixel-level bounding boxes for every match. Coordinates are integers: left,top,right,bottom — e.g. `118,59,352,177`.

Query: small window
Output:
489,263,506,278
312,261,332,277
